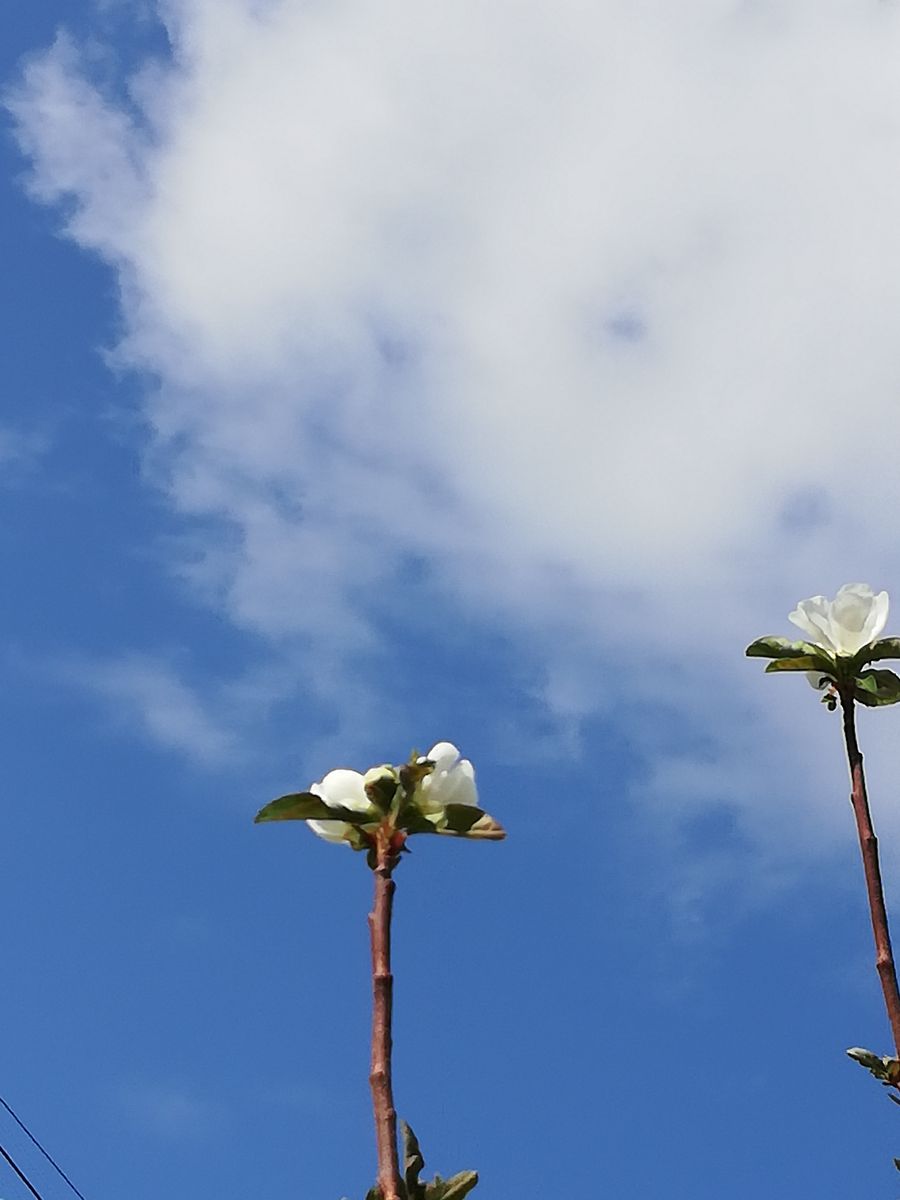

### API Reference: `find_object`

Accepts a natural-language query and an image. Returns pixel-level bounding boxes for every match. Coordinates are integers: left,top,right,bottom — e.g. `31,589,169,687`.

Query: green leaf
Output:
894,1158,900,1172
857,638,900,665
847,1046,884,1070
402,1122,425,1197
398,1121,477,1200
853,669,900,708
365,1188,384,1200
254,792,375,825
847,1046,900,1081
425,1172,478,1200
364,768,400,813
745,637,833,670
398,806,506,839
437,805,506,840
764,657,833,674
397,807,445,836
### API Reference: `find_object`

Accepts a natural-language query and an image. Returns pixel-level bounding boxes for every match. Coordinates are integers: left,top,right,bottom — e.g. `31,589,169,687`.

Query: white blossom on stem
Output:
417,742,478,817
307,768,378,845
789,583,889,657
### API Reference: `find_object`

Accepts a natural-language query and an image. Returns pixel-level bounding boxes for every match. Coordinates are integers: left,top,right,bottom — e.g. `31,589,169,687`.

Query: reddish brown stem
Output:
368,833,402,1200
839,688,900,1058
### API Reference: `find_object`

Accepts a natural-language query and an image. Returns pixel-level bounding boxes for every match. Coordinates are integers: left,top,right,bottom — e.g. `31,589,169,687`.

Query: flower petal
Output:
419,743,479,809
438,758,478,806
789,597,837,652
862,589,890,646
310,768,372,814
424,742,462,771
831,584,876,654
307,818,353,844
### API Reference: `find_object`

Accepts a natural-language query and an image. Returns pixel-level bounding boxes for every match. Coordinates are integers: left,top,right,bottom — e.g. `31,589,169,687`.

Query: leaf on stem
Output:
745,637,833,669
437,805,506,840
254,792,373,824
855,638,900,665
847,1046,900,1082
403,1121,426,1196
425,1172,479,1199
764,656,833,674
364,769,400,812
852,669,900,708
396,807,506,840
399,1122,478,1200
397,807,445,836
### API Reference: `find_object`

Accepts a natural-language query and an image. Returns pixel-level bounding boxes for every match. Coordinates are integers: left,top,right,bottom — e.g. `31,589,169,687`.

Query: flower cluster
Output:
746,583,900,707
254,742,504,849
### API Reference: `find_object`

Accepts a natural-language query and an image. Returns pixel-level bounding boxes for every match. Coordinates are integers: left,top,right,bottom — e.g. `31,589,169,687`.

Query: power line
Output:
0,1096,86,1200
0,1138,44,1200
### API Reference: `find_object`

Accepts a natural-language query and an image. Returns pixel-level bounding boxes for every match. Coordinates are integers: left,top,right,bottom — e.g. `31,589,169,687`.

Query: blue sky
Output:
5,1,900,1197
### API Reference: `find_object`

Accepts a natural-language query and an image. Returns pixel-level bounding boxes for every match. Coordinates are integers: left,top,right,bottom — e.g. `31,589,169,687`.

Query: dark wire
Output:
0,1096,86,1200
0,1139,44,1200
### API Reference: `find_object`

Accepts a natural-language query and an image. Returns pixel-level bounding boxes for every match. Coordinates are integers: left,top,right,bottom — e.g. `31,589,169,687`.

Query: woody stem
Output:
839,687,900,1057
368,832,402,1199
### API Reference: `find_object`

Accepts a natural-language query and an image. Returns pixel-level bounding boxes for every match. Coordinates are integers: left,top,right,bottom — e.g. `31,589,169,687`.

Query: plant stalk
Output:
368,832,402,1200
839,688,900,1058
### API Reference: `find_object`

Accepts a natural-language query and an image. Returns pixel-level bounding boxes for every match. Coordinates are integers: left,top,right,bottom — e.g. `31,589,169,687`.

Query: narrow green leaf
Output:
436,805,506,840
853,669,900,708
402,1121,425,1197
254,792,375,824
764,657,833,674
746,637,833,669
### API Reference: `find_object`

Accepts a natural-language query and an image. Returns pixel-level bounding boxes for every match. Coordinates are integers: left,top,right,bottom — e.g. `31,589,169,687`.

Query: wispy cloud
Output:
0,424,51,480
63,653,237,766
117,1080,226,1140
8,2,900,854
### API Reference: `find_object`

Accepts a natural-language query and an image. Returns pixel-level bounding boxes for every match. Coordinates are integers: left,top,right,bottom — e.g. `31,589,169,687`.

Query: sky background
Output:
4,0,900,1196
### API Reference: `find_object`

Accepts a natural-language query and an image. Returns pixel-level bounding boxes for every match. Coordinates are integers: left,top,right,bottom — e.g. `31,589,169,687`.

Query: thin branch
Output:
368,832,402,1200
839,688,900,1057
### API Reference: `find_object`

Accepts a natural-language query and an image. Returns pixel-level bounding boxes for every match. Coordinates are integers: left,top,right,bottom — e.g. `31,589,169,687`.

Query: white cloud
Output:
9,1,900,851
68,654,237,765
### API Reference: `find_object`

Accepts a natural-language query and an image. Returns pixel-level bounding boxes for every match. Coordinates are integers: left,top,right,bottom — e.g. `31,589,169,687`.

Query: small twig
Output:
368,830,402,1200
839,687,900,1057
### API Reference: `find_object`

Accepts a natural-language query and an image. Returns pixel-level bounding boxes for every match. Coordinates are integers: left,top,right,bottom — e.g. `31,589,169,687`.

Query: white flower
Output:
307,767,377,845
417,742,478,814
789,583,889,657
